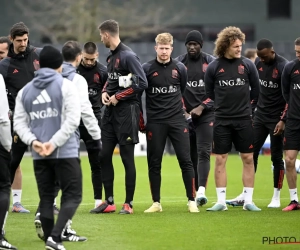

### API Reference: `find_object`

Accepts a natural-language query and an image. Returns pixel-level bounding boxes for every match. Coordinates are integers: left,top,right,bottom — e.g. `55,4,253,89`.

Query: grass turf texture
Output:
5,155,300,250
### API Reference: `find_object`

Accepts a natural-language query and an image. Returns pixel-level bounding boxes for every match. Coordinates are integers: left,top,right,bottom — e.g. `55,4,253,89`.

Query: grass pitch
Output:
5,155,300,250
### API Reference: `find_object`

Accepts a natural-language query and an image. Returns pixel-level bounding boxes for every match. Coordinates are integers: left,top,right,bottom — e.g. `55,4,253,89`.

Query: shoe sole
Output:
45,246,59,250
90,210,115,214
196,197,208,206
34,219,45,241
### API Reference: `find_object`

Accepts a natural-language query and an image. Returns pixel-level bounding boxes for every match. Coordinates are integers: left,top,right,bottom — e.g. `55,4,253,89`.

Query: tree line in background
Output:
11,0,191,44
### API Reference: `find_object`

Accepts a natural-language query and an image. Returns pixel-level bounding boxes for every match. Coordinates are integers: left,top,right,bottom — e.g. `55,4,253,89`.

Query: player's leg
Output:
10,135,29,213
206,120,231,212
144,123,168,213
33,159,56,243
168,120,198,212
79,124,102,209
90,108,117,214
282,120,300,211
45,158,84,249
268,127,284,208
117,103,140,214
0,145,17,249
189,133,198,191
233,119,261,211
227,118,268,206
194,119,213,206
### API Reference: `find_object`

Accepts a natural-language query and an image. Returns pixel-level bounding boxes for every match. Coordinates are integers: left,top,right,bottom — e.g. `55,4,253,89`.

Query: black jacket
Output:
0,43,41,111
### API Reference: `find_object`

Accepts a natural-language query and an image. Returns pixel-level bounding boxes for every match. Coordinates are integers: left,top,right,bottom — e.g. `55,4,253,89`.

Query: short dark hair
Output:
295,37,300,46
83,42,98,54
256,39,273,51
98,20,119,36
10,22,29,39
62,41,82,62
244,48,256,59
0,36,11,46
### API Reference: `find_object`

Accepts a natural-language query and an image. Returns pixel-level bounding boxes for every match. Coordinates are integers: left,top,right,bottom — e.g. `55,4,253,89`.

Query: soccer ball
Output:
271,159,300,173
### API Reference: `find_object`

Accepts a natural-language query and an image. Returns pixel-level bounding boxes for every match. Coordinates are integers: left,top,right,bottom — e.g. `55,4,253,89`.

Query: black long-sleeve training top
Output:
77,61,108,117
102,42,147,102
142,58,188,123
281,58,300,120
176,52,215,113
255,54,288,122
0,43,41,111
204,56,259,119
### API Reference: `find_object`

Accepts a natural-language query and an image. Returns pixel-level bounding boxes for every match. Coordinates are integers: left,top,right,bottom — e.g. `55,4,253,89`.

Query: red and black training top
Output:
255,54,288,123
281,58,300,121
77,61,108,117
176,52,215,115
204,56,259,119
142,58,187,123
102,42,147,103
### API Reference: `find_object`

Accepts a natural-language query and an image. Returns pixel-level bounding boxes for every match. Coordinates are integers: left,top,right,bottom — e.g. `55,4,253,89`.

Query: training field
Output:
5,155,300,250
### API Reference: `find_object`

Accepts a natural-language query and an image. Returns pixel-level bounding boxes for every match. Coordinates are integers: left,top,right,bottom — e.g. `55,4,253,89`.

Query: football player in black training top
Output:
176,30,215,207
227,39,288,208
95,20,148,215
281,37,300,211
142,33,198,213
77,42,107,211
204,26,261,212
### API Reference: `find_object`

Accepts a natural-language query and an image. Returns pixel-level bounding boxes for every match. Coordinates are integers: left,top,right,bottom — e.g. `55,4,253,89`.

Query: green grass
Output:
5,155,300,250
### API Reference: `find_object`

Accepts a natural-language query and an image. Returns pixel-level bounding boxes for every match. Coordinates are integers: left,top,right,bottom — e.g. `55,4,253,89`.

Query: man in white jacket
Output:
0,74,17,250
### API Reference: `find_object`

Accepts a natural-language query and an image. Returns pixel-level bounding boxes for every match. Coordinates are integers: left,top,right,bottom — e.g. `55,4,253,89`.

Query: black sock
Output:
106,196,114,205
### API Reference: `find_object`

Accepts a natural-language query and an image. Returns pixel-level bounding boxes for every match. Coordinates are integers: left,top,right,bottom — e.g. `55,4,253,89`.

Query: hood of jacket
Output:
32,68,63,89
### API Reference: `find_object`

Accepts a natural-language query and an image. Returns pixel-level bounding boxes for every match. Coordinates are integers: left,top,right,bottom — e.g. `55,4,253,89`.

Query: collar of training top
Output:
7,41,32,59
110,42,122,55
155,57,173,66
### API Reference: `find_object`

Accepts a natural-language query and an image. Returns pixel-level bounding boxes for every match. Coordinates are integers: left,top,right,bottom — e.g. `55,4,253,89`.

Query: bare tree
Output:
11,0,192,43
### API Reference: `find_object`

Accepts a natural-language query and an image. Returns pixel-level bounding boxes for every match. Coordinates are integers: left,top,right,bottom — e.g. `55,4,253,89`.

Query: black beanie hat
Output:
39,45,63,69
185,30,203,47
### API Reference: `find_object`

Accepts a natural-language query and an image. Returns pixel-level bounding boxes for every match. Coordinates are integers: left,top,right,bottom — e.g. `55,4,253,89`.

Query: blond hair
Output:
155,33,173,45
214,26,245,57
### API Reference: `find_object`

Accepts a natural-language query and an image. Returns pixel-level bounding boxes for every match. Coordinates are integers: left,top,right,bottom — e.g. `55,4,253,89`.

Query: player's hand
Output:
190,105,204,117
109,95,119,106
102,92,111,106
41,142,55,156
273,121,285,136
32,140,45,155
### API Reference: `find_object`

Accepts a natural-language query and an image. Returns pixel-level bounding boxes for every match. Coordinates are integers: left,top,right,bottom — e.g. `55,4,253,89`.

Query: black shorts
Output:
101,102,139,146
213,119,254,154
283,119,300,151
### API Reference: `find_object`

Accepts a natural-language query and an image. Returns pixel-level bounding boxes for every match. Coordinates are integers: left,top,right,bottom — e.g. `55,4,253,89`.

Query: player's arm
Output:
99,64,108,93
115,52,148,101
244,58,259,112
200,55,215,110
13,88,37,146
204,61,217,101
281,61,293,103
278,60,289,122
49,79,81,148
0,74,12,151
75,75,100,140
176,61,188,94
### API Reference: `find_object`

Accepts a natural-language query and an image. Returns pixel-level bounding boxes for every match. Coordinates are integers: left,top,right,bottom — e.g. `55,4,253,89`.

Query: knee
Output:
271,154,283,165
285,154,296,169
216,154,227,163
240,153,254,165
197,148,210,160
